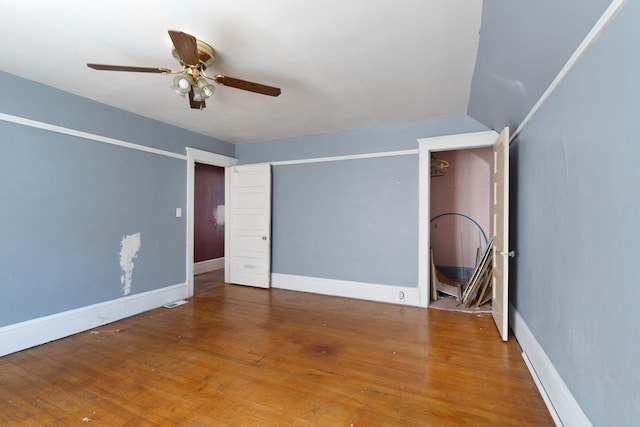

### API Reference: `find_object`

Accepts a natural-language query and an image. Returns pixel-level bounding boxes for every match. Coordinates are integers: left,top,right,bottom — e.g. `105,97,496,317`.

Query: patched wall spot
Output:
214,205,225,225
119,232,141,296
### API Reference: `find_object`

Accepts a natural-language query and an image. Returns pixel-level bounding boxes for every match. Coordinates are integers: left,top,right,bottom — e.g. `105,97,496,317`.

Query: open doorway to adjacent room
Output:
186,148,237,297
193,162,225,276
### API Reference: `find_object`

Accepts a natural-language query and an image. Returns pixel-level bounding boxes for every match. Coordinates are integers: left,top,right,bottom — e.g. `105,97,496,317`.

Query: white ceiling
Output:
0,0,483,143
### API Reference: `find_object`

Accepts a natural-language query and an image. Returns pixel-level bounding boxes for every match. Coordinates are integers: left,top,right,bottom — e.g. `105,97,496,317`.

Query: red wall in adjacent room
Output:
194,163,225,263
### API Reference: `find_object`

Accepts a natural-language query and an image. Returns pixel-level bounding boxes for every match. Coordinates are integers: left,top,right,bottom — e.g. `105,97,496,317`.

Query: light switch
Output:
176,208,182,217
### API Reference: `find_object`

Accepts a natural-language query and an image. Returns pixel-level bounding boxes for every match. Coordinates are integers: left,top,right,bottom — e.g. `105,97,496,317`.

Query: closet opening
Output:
428,148,493,312
417,129,510,341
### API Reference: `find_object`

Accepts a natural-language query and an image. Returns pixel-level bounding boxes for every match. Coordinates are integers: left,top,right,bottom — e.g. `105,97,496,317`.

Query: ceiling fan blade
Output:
168,30,200,66
87,63,171,74
188,88,206,110
214,74,281,97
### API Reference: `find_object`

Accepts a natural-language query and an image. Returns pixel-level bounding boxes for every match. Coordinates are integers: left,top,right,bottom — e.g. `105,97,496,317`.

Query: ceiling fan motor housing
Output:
171,39,215,70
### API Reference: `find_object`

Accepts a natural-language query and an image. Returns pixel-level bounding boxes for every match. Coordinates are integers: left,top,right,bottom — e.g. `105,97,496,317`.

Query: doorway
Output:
193,162,225,274
417,129,511,340
186,148,237,297
429,148,493,305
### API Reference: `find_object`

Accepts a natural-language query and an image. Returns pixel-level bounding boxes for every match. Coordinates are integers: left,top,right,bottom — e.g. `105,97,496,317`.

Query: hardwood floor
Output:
0,270,553,426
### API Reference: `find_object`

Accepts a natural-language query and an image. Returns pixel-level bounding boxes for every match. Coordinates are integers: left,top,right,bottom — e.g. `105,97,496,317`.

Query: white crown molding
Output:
0,112,187,160
511,0,628,143
269,149,418,166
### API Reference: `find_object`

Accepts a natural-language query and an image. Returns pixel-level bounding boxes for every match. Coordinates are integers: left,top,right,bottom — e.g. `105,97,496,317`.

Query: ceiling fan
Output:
87,30,281,110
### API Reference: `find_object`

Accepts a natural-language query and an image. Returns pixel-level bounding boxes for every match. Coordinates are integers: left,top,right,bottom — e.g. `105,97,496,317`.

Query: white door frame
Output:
186,148,237,297
416,131,499,308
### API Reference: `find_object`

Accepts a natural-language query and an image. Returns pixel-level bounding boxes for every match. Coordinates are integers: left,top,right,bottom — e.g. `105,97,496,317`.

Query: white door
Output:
226,164,272,288
492,128,510,341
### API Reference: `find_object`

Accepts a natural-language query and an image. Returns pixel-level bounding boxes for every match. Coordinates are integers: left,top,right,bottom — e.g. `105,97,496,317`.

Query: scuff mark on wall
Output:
214,204,225,225
119,232,141,296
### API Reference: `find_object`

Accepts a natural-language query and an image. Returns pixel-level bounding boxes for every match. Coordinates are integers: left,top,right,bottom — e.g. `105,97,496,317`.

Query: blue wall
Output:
0,71,233,157
272,156,418,286
236,116,487,163
0,71,234,327
238,116,488,287
470,1,639,425
468,0,611,132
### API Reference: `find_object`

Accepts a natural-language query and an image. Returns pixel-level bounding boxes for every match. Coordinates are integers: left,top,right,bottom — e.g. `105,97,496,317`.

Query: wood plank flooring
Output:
0,270,553,426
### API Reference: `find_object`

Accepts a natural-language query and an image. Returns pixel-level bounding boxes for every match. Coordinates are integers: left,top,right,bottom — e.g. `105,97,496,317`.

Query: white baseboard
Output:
0,283,188,357
272,273,420,306
194,257,224,275
510,304,591,427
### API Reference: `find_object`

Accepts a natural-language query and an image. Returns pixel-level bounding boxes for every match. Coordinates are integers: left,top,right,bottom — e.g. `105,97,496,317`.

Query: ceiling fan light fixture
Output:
172,74,193,94
174,89,187,98
196,78,215,98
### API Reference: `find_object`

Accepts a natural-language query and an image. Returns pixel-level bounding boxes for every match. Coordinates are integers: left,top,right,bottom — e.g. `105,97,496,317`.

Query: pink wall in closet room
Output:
194,163,225,263
430,148,493,270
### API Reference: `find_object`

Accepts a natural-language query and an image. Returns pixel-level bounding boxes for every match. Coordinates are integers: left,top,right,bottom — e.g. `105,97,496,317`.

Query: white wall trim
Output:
510,0,628,143
270,149,418,166
416,131,499,307
186,147,237,296
510,304,592,427
272,273,419,306
193,257,225,275
0,283,187,357
186,147,237,166
0,112,187,160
